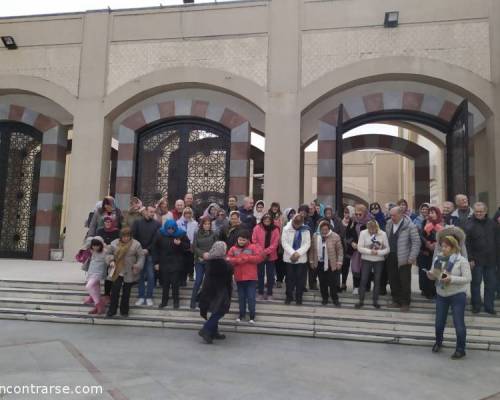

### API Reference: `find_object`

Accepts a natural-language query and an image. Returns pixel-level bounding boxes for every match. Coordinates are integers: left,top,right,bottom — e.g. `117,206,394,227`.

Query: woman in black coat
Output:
153,219,190,309
198,241,234,344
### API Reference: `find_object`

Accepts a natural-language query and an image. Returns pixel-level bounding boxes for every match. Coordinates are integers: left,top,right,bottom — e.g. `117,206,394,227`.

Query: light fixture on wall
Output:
384,11,399,28
1,36,17,50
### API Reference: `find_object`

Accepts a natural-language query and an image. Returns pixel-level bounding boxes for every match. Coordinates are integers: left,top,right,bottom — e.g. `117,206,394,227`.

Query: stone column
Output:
263,0,301,208
33,125,67,260
64,12,112,260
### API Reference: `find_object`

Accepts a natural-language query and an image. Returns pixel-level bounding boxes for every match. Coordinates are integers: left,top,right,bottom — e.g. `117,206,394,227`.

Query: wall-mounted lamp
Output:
1,36,17,50
384,11,399,28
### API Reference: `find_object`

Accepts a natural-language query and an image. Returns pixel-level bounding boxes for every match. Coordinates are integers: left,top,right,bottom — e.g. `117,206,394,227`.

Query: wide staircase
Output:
0,279,499,351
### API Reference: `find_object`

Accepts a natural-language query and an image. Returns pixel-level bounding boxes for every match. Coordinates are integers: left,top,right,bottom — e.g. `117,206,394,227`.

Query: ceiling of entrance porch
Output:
300,80,486,146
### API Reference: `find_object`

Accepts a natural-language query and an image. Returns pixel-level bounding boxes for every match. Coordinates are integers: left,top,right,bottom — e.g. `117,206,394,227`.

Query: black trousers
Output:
181,252,194,284
308,267,318,289
276,254,286,283
317,263,339,302
104,279,113,296
380,260,389,294
341,257,350,286
108,276,133,316
161,268,182,306
387,252,412,306
286,263,307,303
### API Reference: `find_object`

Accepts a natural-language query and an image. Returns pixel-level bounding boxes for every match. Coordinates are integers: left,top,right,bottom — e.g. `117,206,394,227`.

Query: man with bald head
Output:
385,206,421,312
238,196,257,231
450,194,473,229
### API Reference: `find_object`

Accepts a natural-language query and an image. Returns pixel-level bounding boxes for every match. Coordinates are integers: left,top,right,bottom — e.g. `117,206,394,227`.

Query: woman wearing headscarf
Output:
105,228,144,317
154,196,169,225
202,202,220,221
87,196,123,237
268,202,283,230
427,235,471,359
198,241,234,344
153,219,191,309
253,200,266,225
177,207,199,286
281,208,296,228
340,205,353,292
345,204,373,295
419,206,444,299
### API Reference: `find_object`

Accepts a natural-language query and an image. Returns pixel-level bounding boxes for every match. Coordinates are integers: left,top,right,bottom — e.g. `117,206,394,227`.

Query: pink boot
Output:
83,296,94,305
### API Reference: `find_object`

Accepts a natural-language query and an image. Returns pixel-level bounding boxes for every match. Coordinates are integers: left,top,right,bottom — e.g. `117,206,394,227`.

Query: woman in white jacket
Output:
355,220,390,309
281,214,311,305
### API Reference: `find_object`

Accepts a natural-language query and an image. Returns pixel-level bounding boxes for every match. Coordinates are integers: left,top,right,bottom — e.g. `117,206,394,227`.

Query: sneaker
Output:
249,319,255,325
135,298,145,306
432,343,442,353
146,298,154,307
213,331,226,340
198,329,213,344
373,303,381,309
235,318,241,323
352,288,359,296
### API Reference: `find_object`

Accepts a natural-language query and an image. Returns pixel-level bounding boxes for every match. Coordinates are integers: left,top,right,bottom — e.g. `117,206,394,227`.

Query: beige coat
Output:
308,232,344,271
105,239,145,283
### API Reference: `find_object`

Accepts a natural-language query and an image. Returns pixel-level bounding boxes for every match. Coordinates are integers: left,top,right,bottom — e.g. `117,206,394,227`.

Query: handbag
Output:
76,248,91,264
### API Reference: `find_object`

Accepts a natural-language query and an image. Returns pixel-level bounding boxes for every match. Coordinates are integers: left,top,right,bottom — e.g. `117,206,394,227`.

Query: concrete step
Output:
0,279,499,351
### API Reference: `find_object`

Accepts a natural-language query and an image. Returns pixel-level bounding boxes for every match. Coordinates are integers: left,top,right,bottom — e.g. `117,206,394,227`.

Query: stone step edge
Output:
0,307,497,351
1,298,500,333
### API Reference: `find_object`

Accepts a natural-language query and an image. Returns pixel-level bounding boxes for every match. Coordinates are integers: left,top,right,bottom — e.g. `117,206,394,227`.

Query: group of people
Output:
79,192,500,357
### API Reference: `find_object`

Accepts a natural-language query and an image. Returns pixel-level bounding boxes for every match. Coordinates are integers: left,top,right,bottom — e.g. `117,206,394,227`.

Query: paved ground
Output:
0,319,499,400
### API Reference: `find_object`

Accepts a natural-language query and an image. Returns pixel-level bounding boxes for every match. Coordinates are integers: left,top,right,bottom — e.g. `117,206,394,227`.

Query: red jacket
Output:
252,224,280,261
227,243,263,282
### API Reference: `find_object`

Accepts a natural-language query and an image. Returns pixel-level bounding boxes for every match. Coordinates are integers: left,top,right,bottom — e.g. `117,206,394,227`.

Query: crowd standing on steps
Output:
79,192,500,356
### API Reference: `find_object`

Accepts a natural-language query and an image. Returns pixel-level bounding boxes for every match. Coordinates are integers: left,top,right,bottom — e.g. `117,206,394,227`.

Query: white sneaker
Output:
135,298,145,306
235,318,241,323
249,319,255,325
352,288,359,296
146,298,154,307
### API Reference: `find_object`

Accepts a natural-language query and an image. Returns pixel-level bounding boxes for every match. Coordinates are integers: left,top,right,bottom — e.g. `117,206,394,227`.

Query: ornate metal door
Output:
0,122,42,258
447,100,470,200
136,118,231,211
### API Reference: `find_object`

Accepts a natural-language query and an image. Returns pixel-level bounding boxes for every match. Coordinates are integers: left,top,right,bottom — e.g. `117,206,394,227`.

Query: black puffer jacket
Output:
465,216,498,266
199,258,234,318
152,232,190,273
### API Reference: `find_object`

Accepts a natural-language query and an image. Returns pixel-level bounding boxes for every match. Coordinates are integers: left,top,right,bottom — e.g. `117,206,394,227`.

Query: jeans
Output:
108,276,133,316
191,262,206,308
435,292,467,353
471,264,497,312
138,255,155,299
317,263,339,302
258,261,276,295
203,311,225,336
285,263,307,303
236,280,257,320
359,260,384,304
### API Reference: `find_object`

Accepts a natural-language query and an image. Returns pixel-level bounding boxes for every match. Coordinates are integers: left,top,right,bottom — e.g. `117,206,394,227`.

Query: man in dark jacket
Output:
132,206,160,307
238,197,257,231
465,202,497,315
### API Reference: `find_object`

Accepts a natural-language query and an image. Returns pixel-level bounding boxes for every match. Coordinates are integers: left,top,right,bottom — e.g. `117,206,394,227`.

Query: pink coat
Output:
252,224,280,262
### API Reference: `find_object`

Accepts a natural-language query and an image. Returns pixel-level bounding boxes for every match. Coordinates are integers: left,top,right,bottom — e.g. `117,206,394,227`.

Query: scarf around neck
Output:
111,239,133,281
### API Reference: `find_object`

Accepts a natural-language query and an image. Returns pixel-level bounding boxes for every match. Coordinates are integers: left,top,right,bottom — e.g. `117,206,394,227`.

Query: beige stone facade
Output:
0,0,499,260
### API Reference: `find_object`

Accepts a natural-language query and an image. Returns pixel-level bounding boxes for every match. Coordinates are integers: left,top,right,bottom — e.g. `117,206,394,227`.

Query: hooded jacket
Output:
153,220,190,272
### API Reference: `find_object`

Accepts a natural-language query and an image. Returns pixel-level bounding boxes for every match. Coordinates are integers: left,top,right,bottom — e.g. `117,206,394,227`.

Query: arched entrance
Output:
0,121,42,258
135,118,231,210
